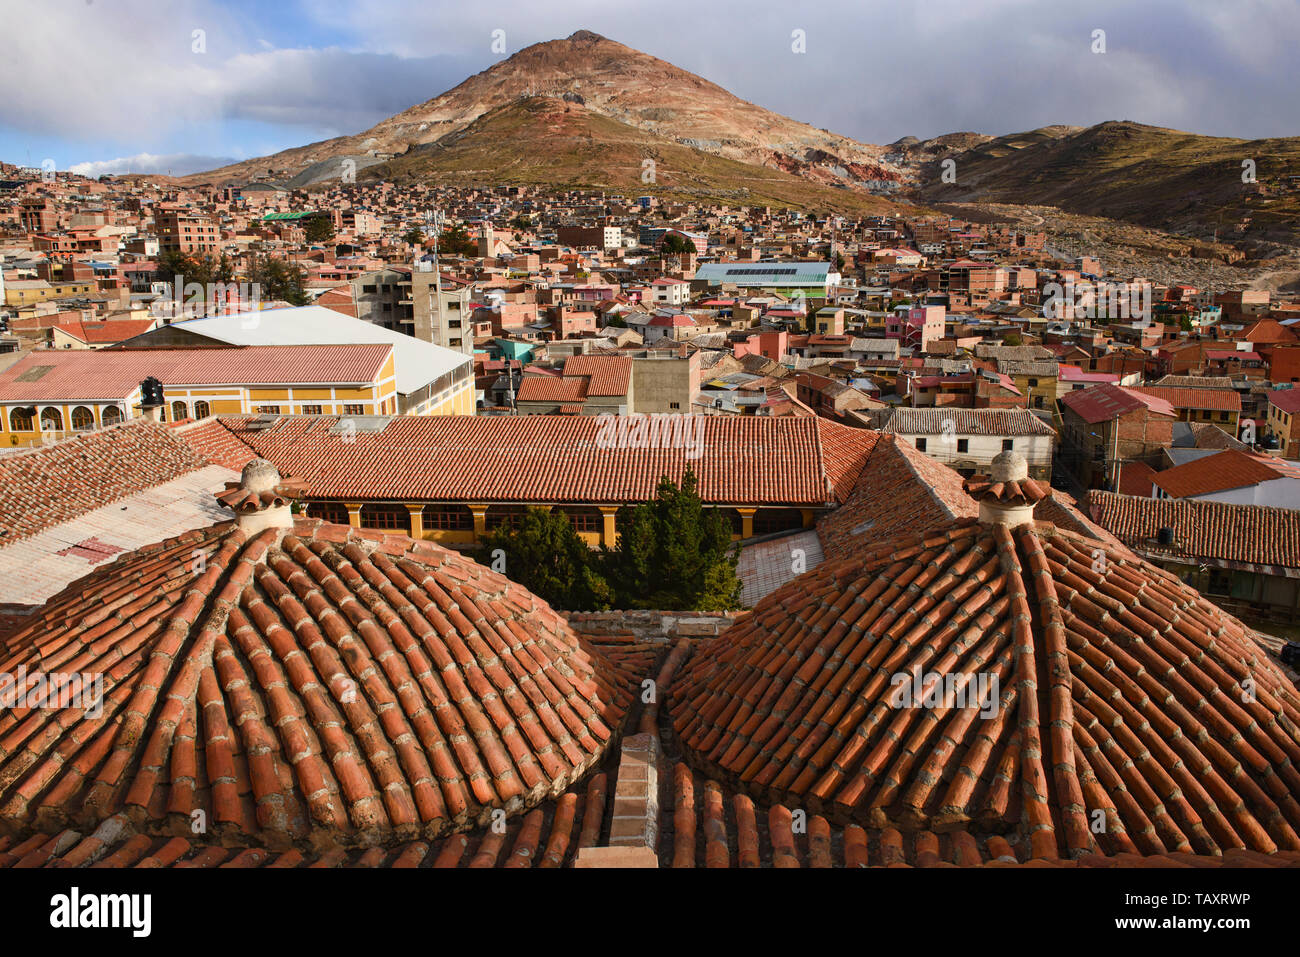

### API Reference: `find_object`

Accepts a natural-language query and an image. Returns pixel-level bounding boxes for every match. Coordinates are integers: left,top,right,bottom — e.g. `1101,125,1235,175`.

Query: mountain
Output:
911,121,1300,248
352,96,895,213
182,30,902,192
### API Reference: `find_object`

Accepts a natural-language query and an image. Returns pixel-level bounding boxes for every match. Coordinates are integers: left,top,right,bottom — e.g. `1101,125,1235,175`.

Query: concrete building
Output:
878,407,1056,479
409,262,474,355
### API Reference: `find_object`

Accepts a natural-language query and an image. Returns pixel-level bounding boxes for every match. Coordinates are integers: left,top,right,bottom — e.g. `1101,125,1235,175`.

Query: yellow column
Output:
599,506,619,547
346,504,363,528
736,507,757,540
799,508,815,528
469,505,489,543
406,504,424,539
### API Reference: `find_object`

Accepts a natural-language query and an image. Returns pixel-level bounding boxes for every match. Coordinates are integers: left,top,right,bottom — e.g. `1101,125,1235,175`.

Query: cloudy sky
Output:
3,0,1297,176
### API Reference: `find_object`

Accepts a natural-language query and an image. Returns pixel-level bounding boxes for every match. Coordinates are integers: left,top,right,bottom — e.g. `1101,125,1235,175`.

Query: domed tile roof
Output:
0,462,633,849
672,453,1300,860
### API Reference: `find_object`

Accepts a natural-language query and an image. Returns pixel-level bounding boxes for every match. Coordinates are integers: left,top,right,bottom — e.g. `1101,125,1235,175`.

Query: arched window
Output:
40,408,63,432
422,504,473,530
194,400,211,420
307,501,349,525
9,407,33,431
359,503,409,530
101,406,123,426
71,406,95,432
172,401,189,422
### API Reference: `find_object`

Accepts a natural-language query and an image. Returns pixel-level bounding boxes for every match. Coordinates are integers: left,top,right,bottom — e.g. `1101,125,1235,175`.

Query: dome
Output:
672,470,1300,860
0,479,633,849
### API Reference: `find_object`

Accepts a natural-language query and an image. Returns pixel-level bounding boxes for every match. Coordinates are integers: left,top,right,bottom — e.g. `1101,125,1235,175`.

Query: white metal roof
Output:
169,306,471,396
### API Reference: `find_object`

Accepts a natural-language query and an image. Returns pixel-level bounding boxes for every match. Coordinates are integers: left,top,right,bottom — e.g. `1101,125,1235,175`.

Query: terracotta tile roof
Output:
1117,460,1158,497
0,518,633,846
171,418,259,472
880,408,1055,436
1268,389,1300,414
662,763,1300,867
53,319,157,345
516,376,588,403
674,514,1300,858
562,355,632,396
1133,386,1241,413
1060,383,1176,423
0,345,393,401
0,774,609,867
1151,449,1298,498
1086,491,1300,570
211,414,878,507
818,435,976,562
0,421,212,544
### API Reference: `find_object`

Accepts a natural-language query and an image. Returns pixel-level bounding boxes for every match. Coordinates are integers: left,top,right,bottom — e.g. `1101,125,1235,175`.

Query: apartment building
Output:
153,204,219,254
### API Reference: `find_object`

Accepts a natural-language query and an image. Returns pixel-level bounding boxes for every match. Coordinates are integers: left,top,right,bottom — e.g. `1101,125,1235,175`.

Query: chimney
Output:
216,459,306,534
138,376,165,423
964,450,1048,527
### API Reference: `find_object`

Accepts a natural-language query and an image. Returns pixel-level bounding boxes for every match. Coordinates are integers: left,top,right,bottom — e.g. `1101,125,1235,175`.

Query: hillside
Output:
351,97,899,214
180,30,901,192
912,121,1300,249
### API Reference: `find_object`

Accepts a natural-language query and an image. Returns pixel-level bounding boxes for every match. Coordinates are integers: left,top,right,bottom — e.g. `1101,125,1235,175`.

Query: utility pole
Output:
425,209,445,347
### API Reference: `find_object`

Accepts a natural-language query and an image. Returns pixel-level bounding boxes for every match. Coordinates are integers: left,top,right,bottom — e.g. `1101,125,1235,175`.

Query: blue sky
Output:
3,0,1297,177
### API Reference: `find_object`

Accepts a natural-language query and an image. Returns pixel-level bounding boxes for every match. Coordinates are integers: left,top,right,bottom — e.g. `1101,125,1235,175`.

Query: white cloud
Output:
67,152,236,177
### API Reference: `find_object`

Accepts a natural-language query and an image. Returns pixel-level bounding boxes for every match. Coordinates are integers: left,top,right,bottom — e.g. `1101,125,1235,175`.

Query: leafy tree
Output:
439,224,478,258
834,251,846,272
509,215,532,230
1001,333,1022,346
604,470,742,611
604,315,628,328
402,227,425,247
303,215,335,244
660,232,693,255
247,253,310,306
482,507,612,611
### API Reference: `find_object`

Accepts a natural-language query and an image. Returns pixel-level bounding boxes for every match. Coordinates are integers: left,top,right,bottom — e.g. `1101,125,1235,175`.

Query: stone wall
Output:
563,609,746,643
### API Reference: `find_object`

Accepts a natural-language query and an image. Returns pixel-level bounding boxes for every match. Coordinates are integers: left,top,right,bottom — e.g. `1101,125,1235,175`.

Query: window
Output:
172,401,188,422
343,404,365,415
754,508,803,536
359,503,409,530
956,439,969,454
669,402,681,410
71,406,94,431
9,408,33,431
485,505,525,531
1002,439,1015,451
257,405,281,414
40,408,63,432
307,502,349,525
558,507,601,534
1028,378,1038,388
194,401,210,419
301,405,323,415
101,406,122,426
915,437,927,452
423,504,473,531
1220,411,1229,422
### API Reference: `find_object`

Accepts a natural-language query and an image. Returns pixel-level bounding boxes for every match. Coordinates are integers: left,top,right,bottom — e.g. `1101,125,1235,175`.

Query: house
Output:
1132,384,1241,437
515,354,633,416
645,278,690,307
1264,388,1300,458
644,312,696,344
885,304,945,351
1149,449,1300,508
1088,490,1300,620
877,407,1056,478
1058,384,1177,489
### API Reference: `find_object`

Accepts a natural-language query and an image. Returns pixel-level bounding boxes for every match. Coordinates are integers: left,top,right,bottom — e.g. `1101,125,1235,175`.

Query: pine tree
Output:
482,507,612,611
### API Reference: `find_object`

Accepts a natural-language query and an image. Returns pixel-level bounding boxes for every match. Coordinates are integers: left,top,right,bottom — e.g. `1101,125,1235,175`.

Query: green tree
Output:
1001,333,1022,346
482,507,612,611
247,253,310,306
604,470,742,611
303,215,335,244
439,224,478,258
402,227,425,247
660,232,693,255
